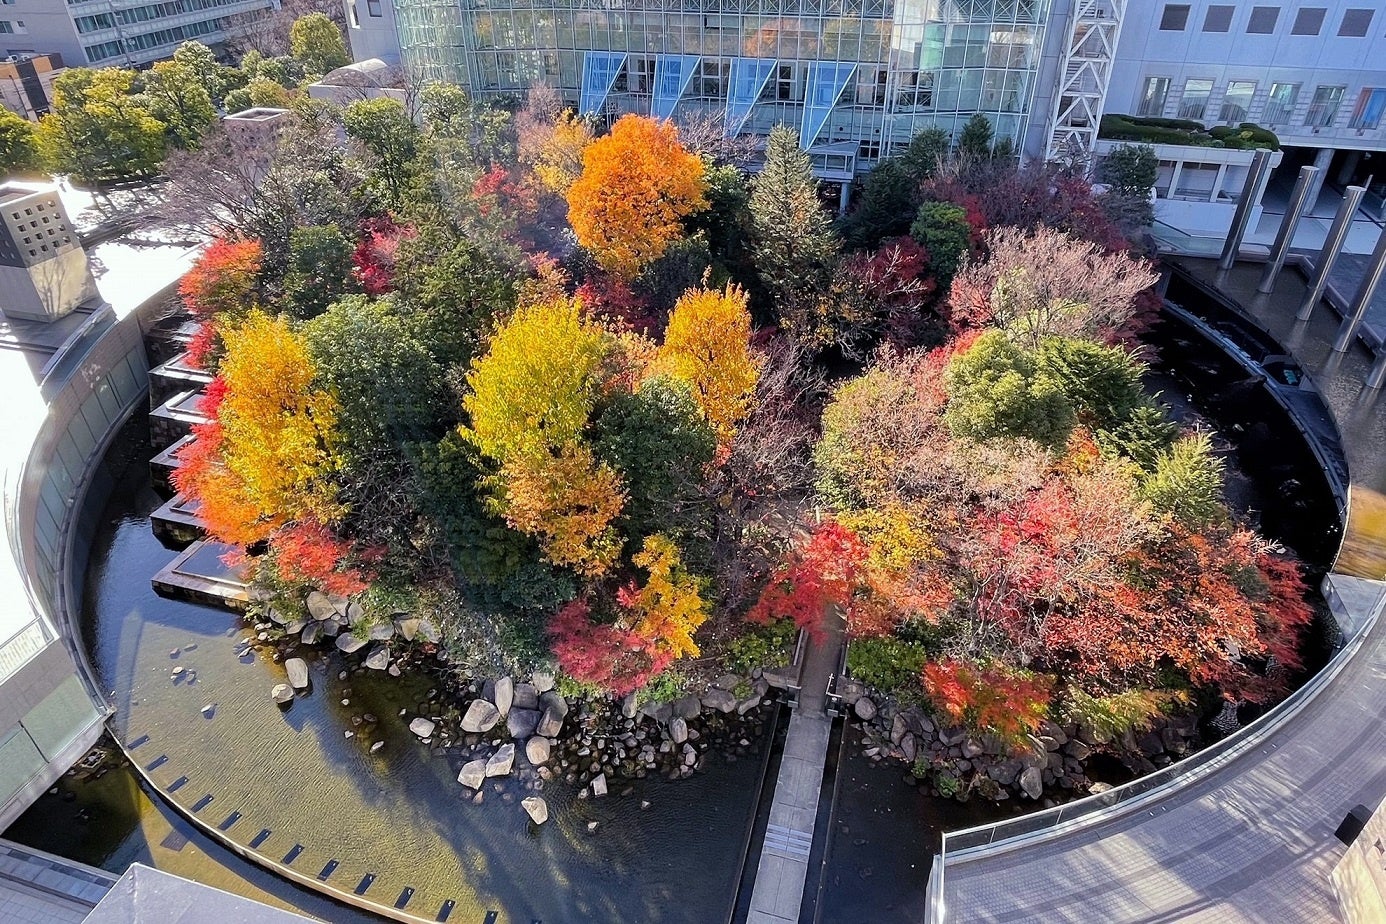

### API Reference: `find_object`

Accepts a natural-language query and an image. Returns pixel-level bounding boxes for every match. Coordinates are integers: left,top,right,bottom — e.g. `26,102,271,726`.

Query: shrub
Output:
1058,688,1176,743
848,636,929,694
725,618,797,674
1100,114,1279,151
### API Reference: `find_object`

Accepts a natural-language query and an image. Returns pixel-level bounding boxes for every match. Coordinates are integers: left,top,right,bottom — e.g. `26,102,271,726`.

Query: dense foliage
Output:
160,79,1314,756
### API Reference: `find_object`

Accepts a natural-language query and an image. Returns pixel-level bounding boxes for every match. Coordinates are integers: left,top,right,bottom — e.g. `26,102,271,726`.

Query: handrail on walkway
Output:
927,580,1384,924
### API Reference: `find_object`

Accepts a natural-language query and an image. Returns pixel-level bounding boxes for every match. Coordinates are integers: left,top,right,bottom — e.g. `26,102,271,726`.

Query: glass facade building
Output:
395,0,1065,174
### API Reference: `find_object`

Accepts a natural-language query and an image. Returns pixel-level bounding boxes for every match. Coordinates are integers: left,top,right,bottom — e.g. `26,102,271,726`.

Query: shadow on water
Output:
48,414,771,924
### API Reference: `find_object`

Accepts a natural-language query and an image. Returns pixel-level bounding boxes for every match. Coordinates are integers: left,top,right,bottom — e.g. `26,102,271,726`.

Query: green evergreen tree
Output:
956,113,995,161
840,158,914,250
910,201,972,286
749,124,839,340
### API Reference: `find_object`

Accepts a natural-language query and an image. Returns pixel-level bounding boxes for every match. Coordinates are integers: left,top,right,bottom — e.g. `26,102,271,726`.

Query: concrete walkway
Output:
746,609,845,924
937,577,1385,923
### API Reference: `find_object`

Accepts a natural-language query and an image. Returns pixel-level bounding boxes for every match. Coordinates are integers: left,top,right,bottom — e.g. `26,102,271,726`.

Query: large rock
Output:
853,697,877,721
713,673,741,691
525,737,551,765
1066,739,1092,761
344,600,365,626
507,708,540,739
283,618,307,636
702,688,737,714
409,717,436,738
736,696,760,716
891,713,908,744
492,676,514,718
961,738,984,759
1019,766,1043,800
271,683,294,704
485,743,515,777
364,646,390,670
267,607,288,625
521,796,549,825
285,658,309,690
300,622,321,646
512,682,539,711
590,773,608,797
457,758,486,790
938,726,967,747
531,671,555,694
336,634,367,654
416,619,441,644
306,592,336,621
535,704,565,738
668,717,688,744
395,617,420,642
461,699,501,733
368,623,395,642
672,696,702,720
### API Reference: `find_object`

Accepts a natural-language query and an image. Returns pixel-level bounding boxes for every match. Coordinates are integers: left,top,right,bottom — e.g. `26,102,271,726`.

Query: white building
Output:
1106,2,1386,233
342,0,398,66
1,0,274,68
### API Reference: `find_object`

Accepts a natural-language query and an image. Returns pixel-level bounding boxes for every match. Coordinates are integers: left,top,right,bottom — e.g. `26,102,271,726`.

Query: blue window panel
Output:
800,62,856,148
652,54,699,120
579,51,626,116
725,57,776,137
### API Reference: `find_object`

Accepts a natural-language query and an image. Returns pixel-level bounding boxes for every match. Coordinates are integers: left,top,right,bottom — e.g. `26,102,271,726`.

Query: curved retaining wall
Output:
0,305,156,830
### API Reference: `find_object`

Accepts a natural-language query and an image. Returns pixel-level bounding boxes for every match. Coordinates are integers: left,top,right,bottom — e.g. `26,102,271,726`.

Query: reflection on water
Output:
70,419,766,924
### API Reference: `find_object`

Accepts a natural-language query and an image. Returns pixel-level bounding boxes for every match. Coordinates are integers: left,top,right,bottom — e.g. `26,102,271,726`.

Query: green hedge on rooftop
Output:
1100,114,1280,151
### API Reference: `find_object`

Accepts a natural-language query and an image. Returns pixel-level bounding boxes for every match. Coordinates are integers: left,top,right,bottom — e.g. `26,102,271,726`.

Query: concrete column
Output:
1302,147,1335,216
1367,351,1386,390
1336,149,1362,186
1219,148,1274,270
1297,185,1365,321
1212,163,1228,202
1258,165,1319,293
1331,226,1386,352
838,180,852,216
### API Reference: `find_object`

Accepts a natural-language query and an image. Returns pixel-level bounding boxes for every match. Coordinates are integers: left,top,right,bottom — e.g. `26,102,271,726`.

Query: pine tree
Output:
748,125,839,341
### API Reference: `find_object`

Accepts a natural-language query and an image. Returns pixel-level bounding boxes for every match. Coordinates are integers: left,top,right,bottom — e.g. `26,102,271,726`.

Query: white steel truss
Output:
1046,0,1125,161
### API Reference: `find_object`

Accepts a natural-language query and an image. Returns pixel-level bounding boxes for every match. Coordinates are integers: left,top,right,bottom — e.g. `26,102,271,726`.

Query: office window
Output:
1179,78,1214,120
1349,88,1386,130
367,0,381,16
1305,85,1345,127
1138,76,1170,117
1338,9,1373,35
1247,6,1280,32
1203,5,1234,31
0,20,12,33
1220,81,1256,122
1159,4,1190,30
1292,8,1326,34
1263,82,1299,123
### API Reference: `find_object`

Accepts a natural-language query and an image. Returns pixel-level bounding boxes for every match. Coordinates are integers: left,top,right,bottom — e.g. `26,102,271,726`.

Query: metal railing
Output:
928,582,1383,922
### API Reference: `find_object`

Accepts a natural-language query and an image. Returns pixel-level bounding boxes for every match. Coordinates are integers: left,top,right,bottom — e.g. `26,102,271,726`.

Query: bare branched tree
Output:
955,226,1159,349
673,108,762,169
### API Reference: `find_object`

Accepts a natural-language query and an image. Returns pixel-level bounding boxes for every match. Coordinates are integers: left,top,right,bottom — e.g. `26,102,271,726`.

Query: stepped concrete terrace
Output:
933,257,1386,923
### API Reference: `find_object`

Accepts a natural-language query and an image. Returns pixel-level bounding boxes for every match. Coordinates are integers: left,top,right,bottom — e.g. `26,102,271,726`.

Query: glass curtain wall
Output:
395,0,1054,166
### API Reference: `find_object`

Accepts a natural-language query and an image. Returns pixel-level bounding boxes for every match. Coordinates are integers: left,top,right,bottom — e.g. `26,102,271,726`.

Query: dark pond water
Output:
37,415,772,924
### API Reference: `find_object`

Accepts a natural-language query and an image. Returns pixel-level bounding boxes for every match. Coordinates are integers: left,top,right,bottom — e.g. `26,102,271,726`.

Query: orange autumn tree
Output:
566,115,708,279
623,533,710,660
655,283,760,451
461,298,626,575
175,310,341,547
178,237,263,369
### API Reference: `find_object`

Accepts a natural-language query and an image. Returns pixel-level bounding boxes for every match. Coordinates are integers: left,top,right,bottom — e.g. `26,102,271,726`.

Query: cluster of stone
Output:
844,685,1202,805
